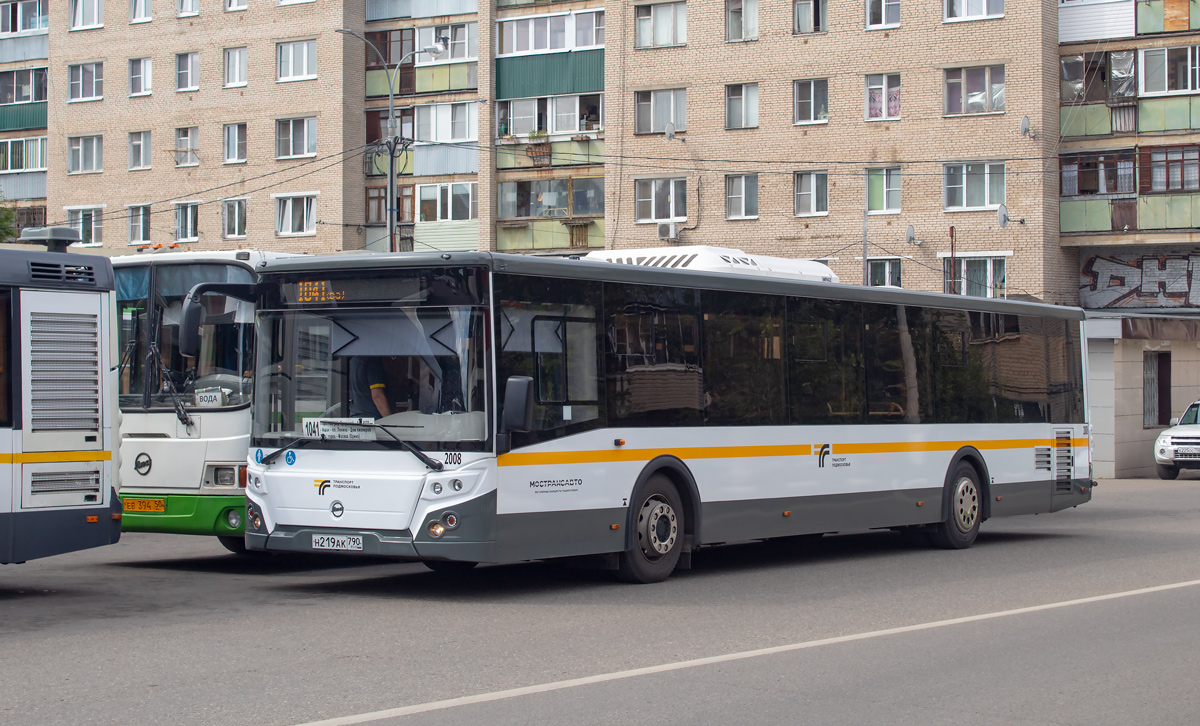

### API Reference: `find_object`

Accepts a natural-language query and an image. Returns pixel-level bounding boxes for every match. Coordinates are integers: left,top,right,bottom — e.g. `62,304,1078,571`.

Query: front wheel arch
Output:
943,447,991,523
624,456,701,551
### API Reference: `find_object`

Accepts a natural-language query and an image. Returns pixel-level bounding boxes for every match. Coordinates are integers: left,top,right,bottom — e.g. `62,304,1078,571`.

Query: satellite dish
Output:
664,122,676,141
997,204,1009,229
1020,116,1030,137
905,225,915,245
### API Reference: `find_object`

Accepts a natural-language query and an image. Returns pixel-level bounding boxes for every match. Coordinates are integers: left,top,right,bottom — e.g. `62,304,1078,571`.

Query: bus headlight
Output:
428,521,445,538
250,474,267,494
215,467,237,486
226,509,242,529
246,503,264,532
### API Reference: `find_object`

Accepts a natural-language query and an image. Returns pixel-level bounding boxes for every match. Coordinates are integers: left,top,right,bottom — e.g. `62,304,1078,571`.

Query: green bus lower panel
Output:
121,493,245,536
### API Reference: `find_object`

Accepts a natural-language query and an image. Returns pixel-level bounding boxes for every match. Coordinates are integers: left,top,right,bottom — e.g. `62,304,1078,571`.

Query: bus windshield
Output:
253,306,489,450
117,263,255,411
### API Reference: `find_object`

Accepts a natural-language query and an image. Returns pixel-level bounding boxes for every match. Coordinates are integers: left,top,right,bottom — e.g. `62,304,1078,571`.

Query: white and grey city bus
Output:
181,251,1092,582
1,248,121,564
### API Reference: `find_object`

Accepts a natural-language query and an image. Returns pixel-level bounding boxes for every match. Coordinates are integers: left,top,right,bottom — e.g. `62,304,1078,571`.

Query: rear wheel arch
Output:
626,456,701,551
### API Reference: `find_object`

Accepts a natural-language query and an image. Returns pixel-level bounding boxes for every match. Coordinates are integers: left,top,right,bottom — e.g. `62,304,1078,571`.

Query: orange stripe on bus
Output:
0,451,112,465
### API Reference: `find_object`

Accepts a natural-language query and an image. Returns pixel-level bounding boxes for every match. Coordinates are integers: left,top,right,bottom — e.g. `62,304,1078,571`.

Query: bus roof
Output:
110,249,303,269
583,246,839,283
255,251,1085,320
0,248,115,291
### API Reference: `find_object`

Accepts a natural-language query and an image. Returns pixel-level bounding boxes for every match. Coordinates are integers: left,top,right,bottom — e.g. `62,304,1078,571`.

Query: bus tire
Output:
617,474,684,584
1157,464,1180,480
218,536,249,555
423,560,478,574
930,462,982,550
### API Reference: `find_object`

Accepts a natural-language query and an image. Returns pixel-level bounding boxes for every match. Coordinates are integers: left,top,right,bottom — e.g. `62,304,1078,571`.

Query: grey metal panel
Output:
492,507,626,562
410,0,476,17
257,252,1086,320
365,0,410,21
1050,479,1093,511
0,512,10,563
0,248,115,291
990,479,1053,517
5,489,121,563
413,144,479,176
0,170,46,200
0,33,48,63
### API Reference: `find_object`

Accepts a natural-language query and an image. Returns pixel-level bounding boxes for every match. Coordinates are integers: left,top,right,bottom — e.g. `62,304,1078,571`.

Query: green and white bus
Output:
2,248,121,564
181,250,1092,582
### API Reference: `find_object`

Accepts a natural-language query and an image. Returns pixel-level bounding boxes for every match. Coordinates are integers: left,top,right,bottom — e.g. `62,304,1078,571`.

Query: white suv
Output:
1154,401,1200,479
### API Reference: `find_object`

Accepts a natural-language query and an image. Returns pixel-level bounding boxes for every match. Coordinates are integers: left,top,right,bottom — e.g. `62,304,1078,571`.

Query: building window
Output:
128,205,150,243
945,66,1004,114
1060,151,1134,195
635,3,686,48
497,94,602,136
944,162,1004,209
793,79,828,124
868,259,901,287
945,0,1003,21
867,0,899,28
1062,51,1135,103
366,186,386,224
2,0,47,32
866,73,900,119
69,0,102,29
1141,47,1200,96
418,23,477,63
794,171,828,215
129,58,151,95
176,52,198,91
635,178,686,222
498,177,604,218
175,202,199,242
867,167,900,213
174,126,198,166
223,199,246,237
498,15,568,54
130,0,150,21
944,256,1005,298
725,174,758,219
68,135,102,173
794,0,827,33
417,183,476,222
726,83,758,129
0,136,46,172
1143,147,1200,192
576,11,604,48
413,102,475,142
276,117,316,158
224,123,246,163
225,0,244,10
128,130,150,169
1144,351,1171,427
634,89,685,134
177,0,196,14
275,195,316,235
727,0,757,40
278,40,316,81
225,47,247,87
68,207,102,246
0,68,46,105
68,62,103,100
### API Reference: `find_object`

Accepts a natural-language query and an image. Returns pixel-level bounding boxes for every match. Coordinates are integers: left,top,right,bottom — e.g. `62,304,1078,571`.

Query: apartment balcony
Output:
496,50,602,100
495,137,604,169
1135,0,1200,34
365,0,410,22
1059,0,1133,43
364,147,413,177
410,0,477,18
366,62,476,97
497,218,604,251
0,171,45,201
1061,102,1138,137
0,32,47,63
0,102,46,132
1061,193,1200,237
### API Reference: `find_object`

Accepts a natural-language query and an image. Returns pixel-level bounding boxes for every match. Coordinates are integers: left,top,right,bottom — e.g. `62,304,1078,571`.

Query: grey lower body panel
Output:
1050,478,1094,512
1,489,122,564
249,526,421,558
490,507,627,563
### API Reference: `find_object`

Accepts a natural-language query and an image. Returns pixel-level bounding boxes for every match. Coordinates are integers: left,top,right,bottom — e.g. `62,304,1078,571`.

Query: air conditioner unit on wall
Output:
657,222,679,241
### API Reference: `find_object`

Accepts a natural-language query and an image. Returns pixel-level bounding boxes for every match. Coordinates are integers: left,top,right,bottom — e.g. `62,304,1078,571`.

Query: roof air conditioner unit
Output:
657,222,679,241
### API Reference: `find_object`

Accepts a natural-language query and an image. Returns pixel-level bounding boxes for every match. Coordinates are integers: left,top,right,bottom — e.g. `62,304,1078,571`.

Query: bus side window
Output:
787,298,864,424
700,290,787,426
0,290,8,427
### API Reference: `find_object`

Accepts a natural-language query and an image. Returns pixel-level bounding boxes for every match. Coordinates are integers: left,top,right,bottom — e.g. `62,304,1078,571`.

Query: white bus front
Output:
242,266,492,562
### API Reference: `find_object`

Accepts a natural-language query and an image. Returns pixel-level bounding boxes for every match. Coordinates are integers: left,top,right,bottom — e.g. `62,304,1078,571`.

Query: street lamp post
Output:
336,28,447,252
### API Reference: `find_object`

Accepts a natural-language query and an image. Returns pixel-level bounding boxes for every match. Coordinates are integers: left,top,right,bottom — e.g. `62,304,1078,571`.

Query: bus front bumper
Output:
120,493,246,536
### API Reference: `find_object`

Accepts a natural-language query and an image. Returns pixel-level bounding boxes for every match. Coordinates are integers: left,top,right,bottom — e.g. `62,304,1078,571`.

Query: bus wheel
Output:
218,536,249,555
424,560,478,574
930,463,982,550
617,474,684,584
1157,464,1180,480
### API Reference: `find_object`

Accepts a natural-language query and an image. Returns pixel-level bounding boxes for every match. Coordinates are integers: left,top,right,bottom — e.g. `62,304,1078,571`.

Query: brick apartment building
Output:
0,0,49,235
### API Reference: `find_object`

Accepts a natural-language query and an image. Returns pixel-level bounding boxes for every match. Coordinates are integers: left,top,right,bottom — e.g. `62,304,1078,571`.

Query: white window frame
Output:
174,126,198,166
575,10,604,49
225,0,245,10
66,206,104,246
0,136,46,173
129,57,151,96
68,62,103,101
725,83,758,129
223,123,246,164
127,204,151,244
0,67,47,105
276,0,315,6
277,40,316,82
939,254,1008,298
174,201,199,242
725,174,758,220
273,193,318,236
867,167,901,214
497,94,602,137
415,183,477,222
129,0,150,22
867,258,902,287
794,0,827,34
1140,46,1200,97
634,3,686,49
69,0,103,30
866,73,901,120
497,14,572,56
176,51,198,91
635,177,686,222
418,23,478,64
67,135,103,173
275,117,316,158
794,171,828,216
727,0,757,41
634,88,686,134
866,0,899,29
413,103,477,143
176,0,196,16
1,0,48,34
794,79,829,124
944,0,1003,22
222,198,247,238
224,47,247,88
128,130,150,169
944,162,1005,210
945,65,1005,115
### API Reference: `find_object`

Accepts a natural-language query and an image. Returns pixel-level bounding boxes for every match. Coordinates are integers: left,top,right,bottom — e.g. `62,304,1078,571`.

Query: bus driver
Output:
348,357,392,420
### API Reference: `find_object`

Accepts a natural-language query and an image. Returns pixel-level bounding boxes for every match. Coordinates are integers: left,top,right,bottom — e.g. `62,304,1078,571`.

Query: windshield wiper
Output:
370,424,444,471
261,437,316,466
148,340,193,428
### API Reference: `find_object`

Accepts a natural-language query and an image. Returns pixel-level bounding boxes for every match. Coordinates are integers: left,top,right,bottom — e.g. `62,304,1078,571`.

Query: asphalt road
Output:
2,477,1199,725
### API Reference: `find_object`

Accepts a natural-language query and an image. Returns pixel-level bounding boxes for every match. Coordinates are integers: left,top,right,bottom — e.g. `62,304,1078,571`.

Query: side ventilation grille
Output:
1054,429,1073,492
29,261,98,285
1034,447,1052,471
31,471,101,495
29,312,101,432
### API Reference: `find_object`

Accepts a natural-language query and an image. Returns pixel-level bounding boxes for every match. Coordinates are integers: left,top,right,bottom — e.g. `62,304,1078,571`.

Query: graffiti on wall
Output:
1080,247,1200,308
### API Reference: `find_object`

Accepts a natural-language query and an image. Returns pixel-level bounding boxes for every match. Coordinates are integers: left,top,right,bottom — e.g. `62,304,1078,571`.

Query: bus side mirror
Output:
502,376,535,433
179,282,261,358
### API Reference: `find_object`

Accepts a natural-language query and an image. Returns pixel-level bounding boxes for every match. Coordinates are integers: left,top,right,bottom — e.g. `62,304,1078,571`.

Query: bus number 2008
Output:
443,453,462,466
